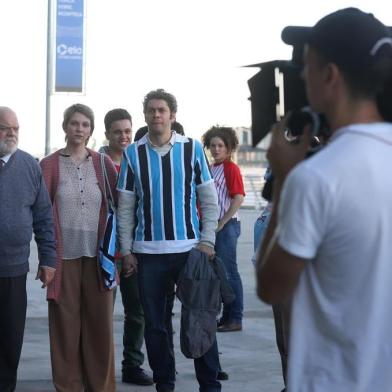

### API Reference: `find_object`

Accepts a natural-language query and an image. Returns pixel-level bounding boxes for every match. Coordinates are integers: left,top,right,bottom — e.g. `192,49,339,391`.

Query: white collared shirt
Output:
0,151,14,164
143,131,183,156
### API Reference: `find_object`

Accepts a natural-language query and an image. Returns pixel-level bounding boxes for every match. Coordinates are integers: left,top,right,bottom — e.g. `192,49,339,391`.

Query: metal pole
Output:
45,0,52,156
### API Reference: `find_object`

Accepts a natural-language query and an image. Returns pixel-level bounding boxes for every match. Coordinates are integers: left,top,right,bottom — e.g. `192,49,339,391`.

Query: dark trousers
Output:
119,273,145,370
272,302,291,388
0,274,27,392
165,279,176,359
137,252,221,392
116,269,176,373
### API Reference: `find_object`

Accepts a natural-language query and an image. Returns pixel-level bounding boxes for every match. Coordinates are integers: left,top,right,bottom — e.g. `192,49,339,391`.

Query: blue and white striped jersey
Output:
117,133,213,253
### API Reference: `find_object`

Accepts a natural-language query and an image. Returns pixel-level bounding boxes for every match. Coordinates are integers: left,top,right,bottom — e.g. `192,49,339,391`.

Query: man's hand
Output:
267,118,311,182
35,267,55,289
197,243,215,259
122,253,138,277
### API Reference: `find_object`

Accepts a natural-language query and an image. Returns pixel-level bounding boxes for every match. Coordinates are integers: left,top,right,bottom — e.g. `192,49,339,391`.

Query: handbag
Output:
99,153,117,290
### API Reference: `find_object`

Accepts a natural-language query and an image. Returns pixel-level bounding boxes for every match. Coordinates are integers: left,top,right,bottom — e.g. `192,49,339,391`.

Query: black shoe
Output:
122,367,154,386
157,387,174,392
217,370,229,380
217,322,242,332
217,318,226,327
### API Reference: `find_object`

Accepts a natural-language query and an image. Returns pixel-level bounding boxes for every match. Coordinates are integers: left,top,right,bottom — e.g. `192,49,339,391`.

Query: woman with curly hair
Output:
203,126,245,332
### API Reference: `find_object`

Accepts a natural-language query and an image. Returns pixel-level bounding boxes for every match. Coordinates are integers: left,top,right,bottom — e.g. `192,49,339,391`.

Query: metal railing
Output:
241,166,267,210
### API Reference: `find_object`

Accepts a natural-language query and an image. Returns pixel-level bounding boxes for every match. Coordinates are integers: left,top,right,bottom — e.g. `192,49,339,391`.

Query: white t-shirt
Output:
277,123,392,392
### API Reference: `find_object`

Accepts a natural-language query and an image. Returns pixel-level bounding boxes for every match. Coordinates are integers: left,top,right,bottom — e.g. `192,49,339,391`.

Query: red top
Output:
211,160,245,220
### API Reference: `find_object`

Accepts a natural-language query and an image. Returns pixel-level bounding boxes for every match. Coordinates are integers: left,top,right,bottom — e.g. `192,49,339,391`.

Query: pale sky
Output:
0,0,391,157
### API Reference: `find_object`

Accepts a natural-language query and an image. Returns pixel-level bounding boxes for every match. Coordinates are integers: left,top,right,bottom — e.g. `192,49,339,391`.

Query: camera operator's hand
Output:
267,118,311,183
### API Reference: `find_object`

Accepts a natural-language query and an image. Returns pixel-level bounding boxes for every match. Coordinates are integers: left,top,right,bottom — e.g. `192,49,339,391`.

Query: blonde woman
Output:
40,103,117,391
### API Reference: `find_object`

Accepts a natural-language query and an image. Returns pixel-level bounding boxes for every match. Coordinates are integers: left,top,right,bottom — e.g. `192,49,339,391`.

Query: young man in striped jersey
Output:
117,89,221,392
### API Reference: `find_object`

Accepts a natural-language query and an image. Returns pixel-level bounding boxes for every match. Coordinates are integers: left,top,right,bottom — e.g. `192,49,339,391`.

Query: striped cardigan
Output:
40,148,118,302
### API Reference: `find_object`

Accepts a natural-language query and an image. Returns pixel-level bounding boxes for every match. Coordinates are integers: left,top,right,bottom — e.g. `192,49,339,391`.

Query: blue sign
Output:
55,0,84,92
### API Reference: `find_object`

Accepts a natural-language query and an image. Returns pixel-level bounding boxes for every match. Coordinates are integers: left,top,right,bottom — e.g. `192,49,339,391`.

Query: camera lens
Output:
287,109,315,137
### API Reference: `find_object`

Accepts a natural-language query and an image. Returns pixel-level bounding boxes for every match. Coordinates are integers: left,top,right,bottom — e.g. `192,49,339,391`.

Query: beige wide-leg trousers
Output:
49,257,115,392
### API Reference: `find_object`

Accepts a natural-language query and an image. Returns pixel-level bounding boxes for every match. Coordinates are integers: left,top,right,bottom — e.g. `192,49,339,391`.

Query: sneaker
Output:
122,367,154,386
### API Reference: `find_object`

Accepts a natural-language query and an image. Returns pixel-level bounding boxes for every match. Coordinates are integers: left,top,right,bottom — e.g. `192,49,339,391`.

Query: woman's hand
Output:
216,220,226,232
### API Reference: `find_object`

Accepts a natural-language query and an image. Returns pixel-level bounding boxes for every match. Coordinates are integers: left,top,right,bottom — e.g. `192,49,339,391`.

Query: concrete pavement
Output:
16,209,284,391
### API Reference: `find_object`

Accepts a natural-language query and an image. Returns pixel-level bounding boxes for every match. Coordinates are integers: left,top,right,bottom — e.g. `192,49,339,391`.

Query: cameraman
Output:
256,8,392,392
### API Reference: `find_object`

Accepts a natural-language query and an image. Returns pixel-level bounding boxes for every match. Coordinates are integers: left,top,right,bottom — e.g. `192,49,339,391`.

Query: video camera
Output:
248,26,330,202
247,26,329,148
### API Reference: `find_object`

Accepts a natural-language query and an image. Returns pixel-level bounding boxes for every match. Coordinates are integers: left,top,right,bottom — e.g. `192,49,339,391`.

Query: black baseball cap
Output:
281,8,392,72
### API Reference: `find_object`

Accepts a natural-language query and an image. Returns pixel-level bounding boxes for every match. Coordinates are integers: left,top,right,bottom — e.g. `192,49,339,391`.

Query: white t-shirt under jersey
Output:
277,123,392,392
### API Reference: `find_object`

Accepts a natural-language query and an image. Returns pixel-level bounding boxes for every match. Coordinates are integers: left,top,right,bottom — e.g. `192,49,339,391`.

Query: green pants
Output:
119,273,145,370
